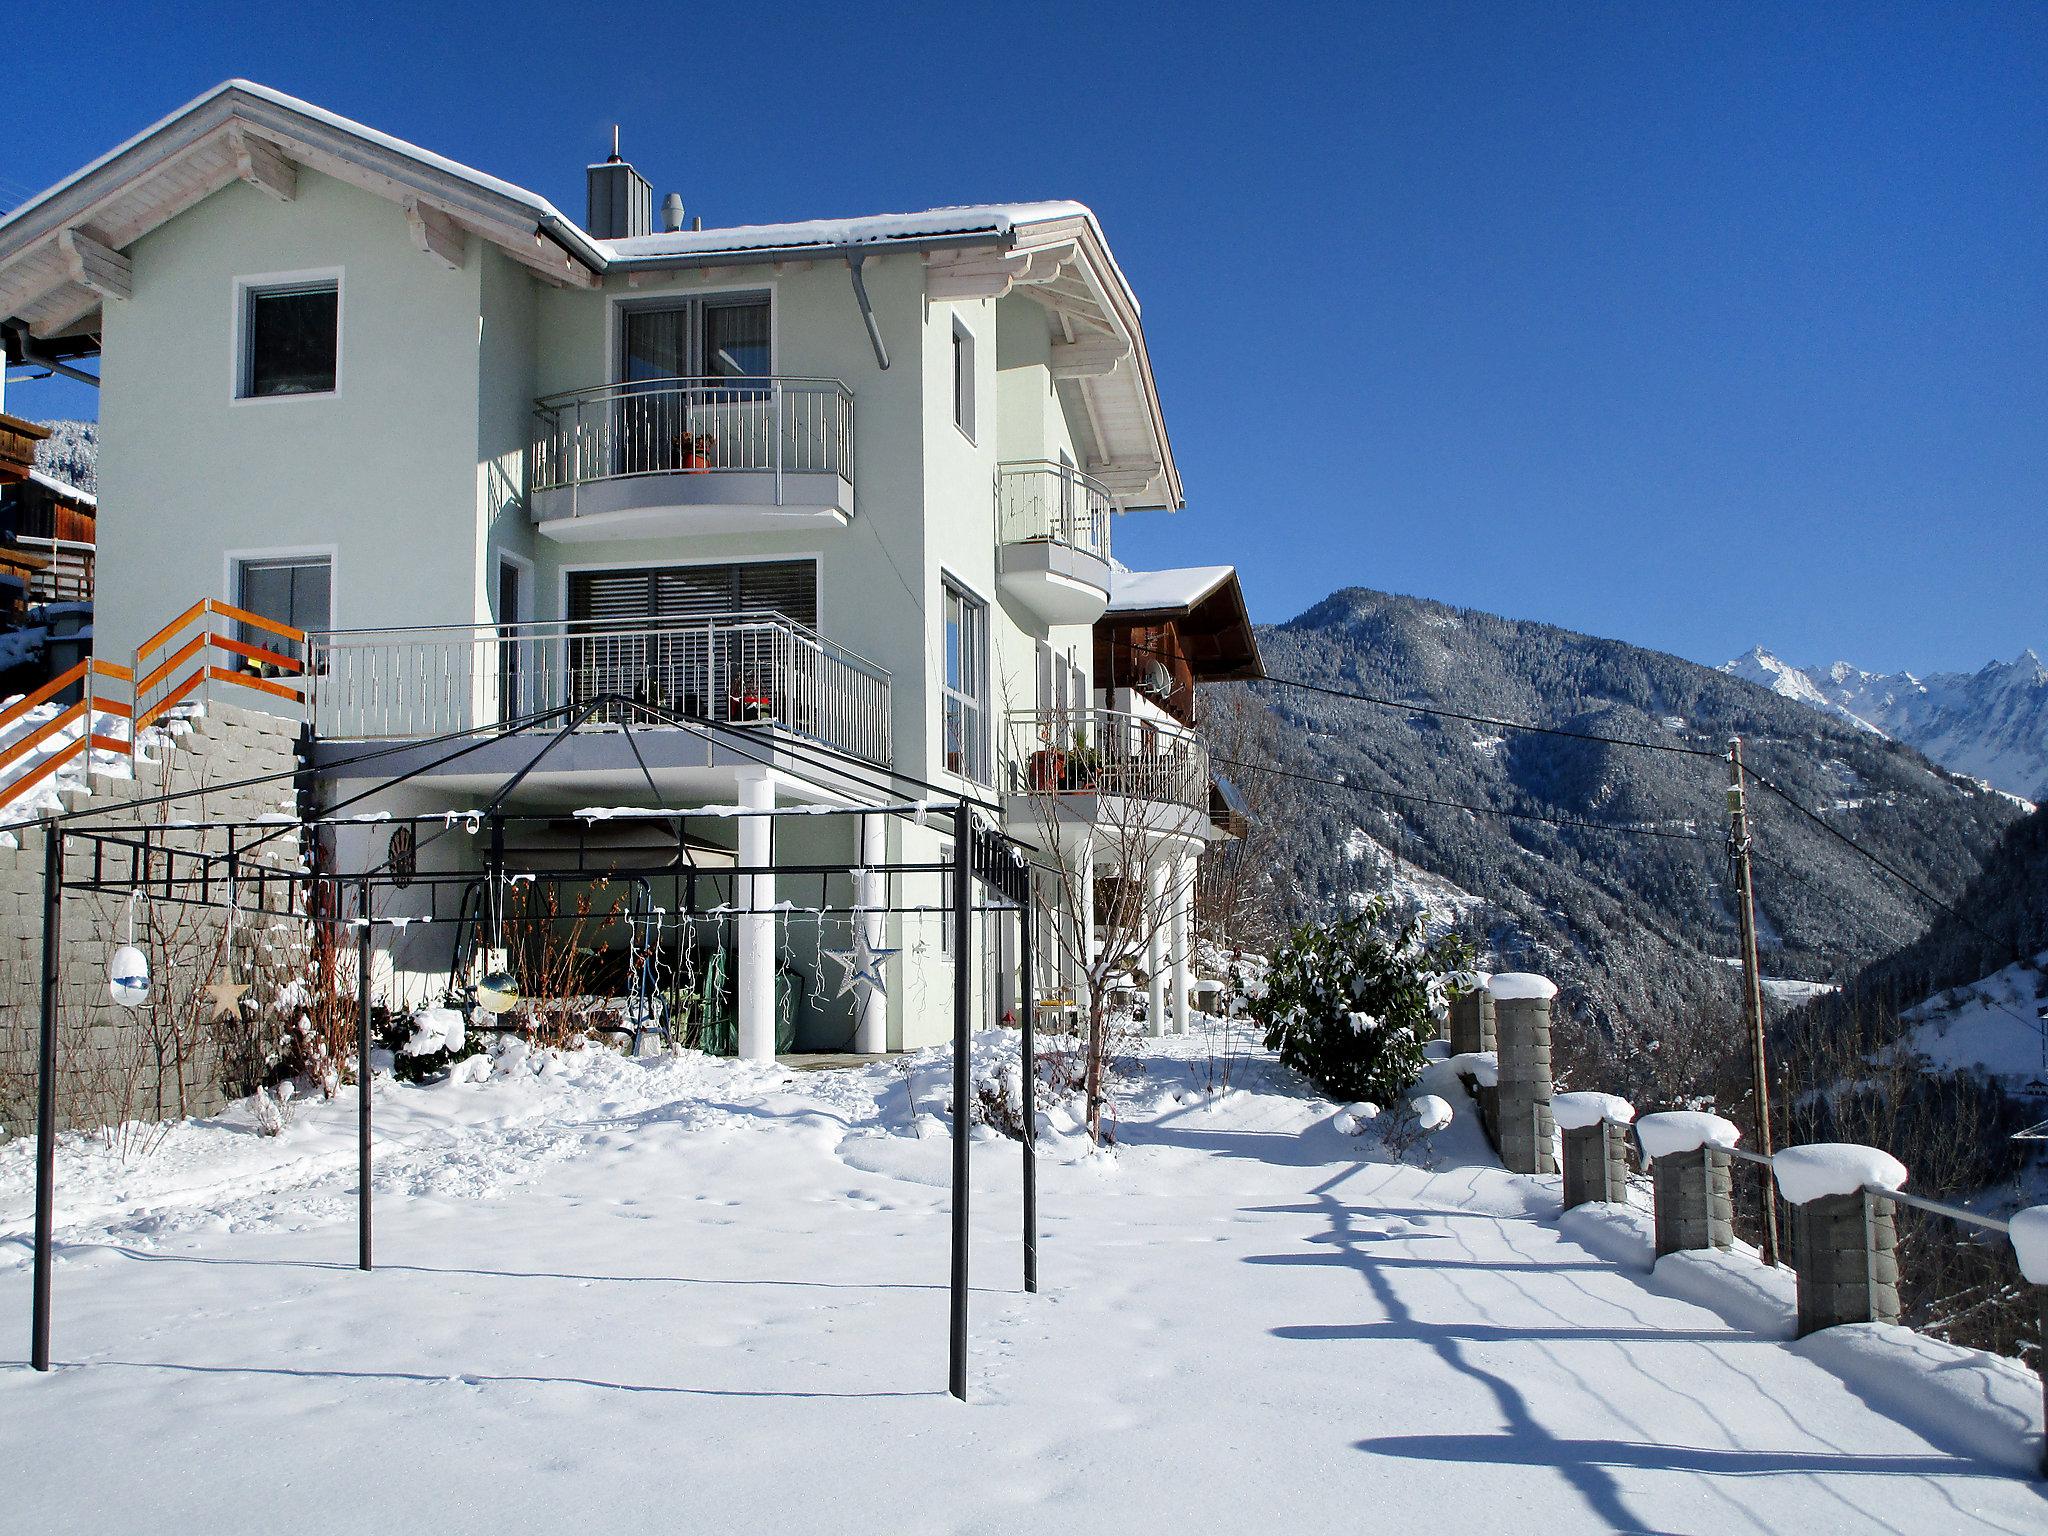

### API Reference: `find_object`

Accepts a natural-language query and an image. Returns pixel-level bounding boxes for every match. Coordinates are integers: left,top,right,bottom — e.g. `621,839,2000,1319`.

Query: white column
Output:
854,812,886,1054
1171,850,1194,1035
736,769,775,1063
1145,857,1168,1037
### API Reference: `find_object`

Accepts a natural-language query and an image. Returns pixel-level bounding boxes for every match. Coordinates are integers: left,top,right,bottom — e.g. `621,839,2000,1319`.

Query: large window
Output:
240,280,339,398
235,554,331,637
942,578,988,783
621,295,771,383
567,560,816,628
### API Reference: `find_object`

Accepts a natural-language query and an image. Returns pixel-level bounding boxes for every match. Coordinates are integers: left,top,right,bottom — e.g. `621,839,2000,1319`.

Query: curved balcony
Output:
996,460,1114,625
1002,705,1212,842
529,376,854,541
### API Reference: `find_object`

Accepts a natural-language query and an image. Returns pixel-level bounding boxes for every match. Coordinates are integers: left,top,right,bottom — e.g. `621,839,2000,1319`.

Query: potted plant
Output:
1028,745,1067,791
1062,733,1102,792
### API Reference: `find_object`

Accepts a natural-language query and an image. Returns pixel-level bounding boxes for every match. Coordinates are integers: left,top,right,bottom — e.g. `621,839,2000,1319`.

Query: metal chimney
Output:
660,192,685,233
586,127,653,238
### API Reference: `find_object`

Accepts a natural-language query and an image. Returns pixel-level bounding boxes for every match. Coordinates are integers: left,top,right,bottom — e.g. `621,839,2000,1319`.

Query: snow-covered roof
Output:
25,467,93,508
1107,565,1235,615
608,202,1094,261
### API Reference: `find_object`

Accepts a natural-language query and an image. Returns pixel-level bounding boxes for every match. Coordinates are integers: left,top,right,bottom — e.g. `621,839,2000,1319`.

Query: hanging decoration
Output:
476,970,520,1015
109,892,150,1007
824,915,900,1005
207,864,250,1022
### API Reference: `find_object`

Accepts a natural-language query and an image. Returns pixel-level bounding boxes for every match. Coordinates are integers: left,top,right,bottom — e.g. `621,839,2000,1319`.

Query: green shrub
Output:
1251,898,1474,1103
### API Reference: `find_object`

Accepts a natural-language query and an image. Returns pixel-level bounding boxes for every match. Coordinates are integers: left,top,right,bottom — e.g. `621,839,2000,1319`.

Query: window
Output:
942,579,988,783
621,295,771,382
235,554,331,639
567,560,816,628
951,319,976,441
240,280,338,397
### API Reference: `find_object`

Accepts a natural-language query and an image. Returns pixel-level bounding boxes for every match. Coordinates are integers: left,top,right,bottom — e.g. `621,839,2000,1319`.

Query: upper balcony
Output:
996,460,1114,626
529,377,854,542
303,612,892,768
1001,704,1213,843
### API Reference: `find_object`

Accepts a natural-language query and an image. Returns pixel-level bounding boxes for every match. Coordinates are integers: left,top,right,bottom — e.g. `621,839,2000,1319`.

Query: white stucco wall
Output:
96,169,490,662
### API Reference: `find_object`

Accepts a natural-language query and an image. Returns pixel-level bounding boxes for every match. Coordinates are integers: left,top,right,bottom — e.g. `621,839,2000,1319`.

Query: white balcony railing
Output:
531,376,854,499
997,460,1112,562
306,613,892,766
1005,706,1207,813
15,534,94,603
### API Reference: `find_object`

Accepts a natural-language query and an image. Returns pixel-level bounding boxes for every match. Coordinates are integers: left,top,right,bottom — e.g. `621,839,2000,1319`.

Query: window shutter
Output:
569,561,816,629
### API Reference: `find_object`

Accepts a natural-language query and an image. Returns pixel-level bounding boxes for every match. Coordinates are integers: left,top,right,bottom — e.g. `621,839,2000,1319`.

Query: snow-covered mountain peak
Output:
1727,644,2048,800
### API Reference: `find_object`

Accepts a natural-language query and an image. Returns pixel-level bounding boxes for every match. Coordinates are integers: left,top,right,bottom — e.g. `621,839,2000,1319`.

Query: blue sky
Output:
4,2,2041,673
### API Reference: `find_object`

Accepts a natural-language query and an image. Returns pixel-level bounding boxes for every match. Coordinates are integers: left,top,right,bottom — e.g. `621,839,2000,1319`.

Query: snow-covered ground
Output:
1897,951,2048,1086
3,1025,2044,1533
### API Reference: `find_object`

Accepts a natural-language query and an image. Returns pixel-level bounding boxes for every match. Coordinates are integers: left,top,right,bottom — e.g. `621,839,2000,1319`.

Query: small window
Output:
942,579,989,783
951,319,976,441
241,280,339,398
235,555,331,649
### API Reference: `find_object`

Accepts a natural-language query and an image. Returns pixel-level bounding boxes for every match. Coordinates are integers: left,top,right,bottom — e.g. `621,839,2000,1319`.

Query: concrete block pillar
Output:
1652,1147,1735,1257
1145,859,1168,1037
1562,1123,1631,1209
854,813,886,1055
1170,851,1194,1035
1488,973,1556,1175
1787,1190,1901,1337
736,769,775,1063
1447,988,1496,1056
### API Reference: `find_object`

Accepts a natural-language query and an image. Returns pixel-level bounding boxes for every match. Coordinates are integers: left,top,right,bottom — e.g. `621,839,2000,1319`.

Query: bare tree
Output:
1011,701,1199,1144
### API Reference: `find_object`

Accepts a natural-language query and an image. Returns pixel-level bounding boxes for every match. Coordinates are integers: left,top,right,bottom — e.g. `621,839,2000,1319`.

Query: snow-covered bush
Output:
1249,898,1473,1105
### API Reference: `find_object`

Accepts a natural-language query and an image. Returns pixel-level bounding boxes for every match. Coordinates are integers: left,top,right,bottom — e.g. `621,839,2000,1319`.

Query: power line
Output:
1211,751,1712,842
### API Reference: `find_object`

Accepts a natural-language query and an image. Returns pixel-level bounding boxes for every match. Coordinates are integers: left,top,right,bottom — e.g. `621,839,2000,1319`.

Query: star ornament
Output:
206,978,250,1023
824,920,900,1005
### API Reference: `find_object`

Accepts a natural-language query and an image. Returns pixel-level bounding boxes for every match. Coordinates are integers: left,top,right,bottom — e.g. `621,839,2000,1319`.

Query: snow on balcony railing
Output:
1004,705,1206,813
530,376,854,497
996,460,1112,563
306,613,892,767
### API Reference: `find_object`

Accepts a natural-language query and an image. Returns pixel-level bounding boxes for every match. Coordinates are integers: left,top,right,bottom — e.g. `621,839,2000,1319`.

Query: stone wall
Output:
0,703,303,1136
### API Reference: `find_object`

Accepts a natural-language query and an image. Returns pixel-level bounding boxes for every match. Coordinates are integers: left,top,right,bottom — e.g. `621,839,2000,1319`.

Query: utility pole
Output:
1727,736,1780,1266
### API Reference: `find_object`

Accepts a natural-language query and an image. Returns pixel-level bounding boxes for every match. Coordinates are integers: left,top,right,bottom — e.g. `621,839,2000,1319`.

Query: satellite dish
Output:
1140,660,1172,697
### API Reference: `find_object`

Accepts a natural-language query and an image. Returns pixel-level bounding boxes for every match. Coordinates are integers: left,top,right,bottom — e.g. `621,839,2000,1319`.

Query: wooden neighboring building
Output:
0,416,94,615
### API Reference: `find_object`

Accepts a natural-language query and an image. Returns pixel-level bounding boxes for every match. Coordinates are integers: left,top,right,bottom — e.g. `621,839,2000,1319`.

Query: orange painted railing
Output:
0,601,306,819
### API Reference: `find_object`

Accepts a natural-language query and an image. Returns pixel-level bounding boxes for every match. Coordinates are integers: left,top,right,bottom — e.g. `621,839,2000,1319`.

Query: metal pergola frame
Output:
24,694,1047,1402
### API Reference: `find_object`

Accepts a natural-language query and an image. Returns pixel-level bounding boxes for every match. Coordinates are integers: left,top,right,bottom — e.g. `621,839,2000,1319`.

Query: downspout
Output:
842,248,889,371
3,324,99,388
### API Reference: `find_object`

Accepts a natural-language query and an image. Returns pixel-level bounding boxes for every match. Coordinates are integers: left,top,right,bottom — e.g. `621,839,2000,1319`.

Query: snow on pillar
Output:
1554,1093,1635,1209
1487,972,1556,1175
1774,1144,1908,1336
1145,858,1168,1037
736,769,775,1063
1170,851,1194,1035
854,812,886,1054
1638,1112,1740,1257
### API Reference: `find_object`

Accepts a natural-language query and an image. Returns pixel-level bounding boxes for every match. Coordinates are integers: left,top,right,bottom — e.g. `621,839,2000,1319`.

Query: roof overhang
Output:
1102,564,1265,683
0,80,605,346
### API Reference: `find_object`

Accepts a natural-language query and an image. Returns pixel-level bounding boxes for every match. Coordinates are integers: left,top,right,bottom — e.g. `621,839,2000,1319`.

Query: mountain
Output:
1232,589,2024,1103
1721,646,2048,803
29,418,96,496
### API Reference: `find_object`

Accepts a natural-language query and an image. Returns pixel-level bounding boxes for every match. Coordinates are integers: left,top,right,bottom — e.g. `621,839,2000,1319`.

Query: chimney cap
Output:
660,192,685,233
608,124,622,164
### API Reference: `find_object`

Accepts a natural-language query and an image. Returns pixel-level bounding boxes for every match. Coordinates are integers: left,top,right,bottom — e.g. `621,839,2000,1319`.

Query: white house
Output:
0,81,1256,1057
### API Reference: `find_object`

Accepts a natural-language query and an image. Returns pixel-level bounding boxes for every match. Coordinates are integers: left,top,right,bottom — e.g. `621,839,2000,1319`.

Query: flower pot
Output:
1029,748,1067,791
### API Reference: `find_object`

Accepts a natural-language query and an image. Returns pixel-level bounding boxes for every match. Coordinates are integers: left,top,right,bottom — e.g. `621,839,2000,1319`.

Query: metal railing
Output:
997,460,1113,562
530,375,854,499
1005,705,1207,812
306,612,893,766
15,535,94,603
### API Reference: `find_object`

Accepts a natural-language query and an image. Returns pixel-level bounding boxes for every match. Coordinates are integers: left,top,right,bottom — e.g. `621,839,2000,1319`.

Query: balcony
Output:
529,377,854,541
996,460,1114,625
1003,705,1211,837
305,612,892,767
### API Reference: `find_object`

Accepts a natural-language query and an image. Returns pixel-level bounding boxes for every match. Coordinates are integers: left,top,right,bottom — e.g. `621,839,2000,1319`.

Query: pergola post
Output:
356,877,374,1272
736,768,775,1063
948,807,972,1400
1020,886,1038,1294
30,827,62,1373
